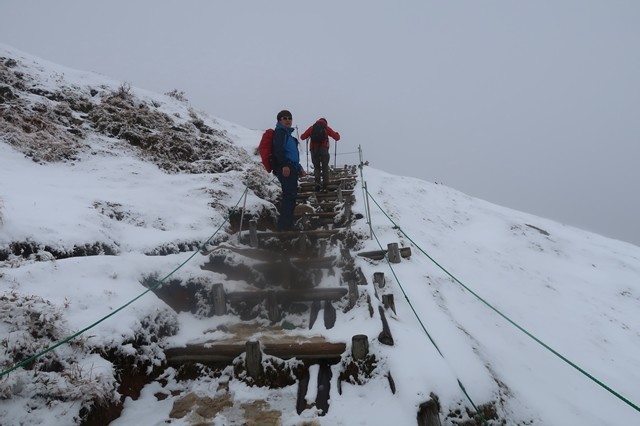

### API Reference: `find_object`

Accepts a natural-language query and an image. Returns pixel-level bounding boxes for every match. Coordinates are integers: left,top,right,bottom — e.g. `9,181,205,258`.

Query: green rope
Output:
365,188,640,414
368,223,486,423
0,186,249,378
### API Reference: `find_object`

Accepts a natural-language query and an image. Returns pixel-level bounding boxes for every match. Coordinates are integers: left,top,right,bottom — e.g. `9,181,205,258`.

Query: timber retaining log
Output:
165,342,347,363
226,287,348,303
357,246,412,261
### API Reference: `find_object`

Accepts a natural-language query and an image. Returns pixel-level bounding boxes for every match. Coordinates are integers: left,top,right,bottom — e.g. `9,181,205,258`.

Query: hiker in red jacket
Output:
301,118,340,192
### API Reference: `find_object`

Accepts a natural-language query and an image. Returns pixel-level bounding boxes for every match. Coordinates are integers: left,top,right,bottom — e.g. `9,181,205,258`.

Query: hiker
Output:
272,110,305,231
301,118,340,192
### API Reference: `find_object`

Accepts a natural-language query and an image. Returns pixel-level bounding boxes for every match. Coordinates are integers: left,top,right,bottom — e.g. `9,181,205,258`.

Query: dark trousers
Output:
311,146,330,189
277,170,298,231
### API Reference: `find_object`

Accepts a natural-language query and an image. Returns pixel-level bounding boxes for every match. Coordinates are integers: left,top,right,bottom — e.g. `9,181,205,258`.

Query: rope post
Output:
212,283,227,316
373,272,385,288
382,294,396,315
417,397,442,426
387,243,401,264
249,219,258,248
343,194,353,226
306,138,309,173
351,334,369,360
266,290,280,322
363,181,373,240
246,340,263,380
348,280,359,309
237,188,249,244
378,306,395,346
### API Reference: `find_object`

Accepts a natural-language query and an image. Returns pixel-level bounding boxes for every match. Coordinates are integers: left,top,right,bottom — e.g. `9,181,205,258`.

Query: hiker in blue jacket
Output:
272,109,305,231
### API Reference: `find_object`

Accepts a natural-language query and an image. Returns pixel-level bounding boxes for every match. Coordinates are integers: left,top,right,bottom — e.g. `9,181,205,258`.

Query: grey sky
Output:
2,1,639,245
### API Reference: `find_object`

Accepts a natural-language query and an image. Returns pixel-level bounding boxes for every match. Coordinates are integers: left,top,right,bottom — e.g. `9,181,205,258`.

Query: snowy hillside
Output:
1,45,640,426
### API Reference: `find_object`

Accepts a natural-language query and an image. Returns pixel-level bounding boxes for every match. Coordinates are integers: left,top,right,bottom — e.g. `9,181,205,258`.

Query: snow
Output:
1,43,640,425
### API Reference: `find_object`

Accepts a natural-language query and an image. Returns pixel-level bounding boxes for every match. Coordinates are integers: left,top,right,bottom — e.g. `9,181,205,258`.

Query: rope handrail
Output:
368,222,487,424
0,186,249,378
363,185,640,414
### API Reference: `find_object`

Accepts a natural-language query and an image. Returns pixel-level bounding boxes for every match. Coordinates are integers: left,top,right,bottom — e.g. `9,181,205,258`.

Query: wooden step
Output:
357,247,412,261
226,287,348,303
294,210,339,218
165,341,346,363
297,190,354,199
256,229,341,239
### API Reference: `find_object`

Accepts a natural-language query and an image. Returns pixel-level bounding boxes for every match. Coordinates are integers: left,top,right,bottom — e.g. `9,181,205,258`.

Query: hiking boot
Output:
314,184,322,192
321,185,328,193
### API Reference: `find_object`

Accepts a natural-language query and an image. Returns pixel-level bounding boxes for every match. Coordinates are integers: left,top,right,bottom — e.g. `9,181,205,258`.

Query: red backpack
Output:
258,128,276,173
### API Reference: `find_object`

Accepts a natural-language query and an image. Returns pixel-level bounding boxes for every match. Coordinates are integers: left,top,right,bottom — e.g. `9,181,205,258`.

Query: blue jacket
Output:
272,122,302,173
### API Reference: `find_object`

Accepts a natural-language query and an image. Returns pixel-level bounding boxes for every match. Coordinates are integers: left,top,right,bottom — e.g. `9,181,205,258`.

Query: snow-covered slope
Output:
1,44,639,426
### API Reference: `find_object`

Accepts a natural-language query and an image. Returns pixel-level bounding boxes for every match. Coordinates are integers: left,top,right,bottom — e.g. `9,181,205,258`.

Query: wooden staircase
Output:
155,164,442,424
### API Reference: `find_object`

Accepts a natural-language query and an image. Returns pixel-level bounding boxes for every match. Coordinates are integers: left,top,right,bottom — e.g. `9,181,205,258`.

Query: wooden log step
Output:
357,246,412,261
249,257,335,276
165,341,347,363
299,184,356,193
292,256,337,268
257,229,341,239
226,287,348,303
294,210,339,218
297,190,354,198
316,361,332,413
251,256,336,271
299,183,341,191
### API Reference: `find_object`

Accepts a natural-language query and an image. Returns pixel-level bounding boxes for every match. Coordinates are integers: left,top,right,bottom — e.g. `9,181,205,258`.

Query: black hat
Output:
277,110,292,120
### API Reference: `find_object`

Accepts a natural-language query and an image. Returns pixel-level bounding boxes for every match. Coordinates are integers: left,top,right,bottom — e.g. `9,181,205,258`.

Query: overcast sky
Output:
2,1,639,245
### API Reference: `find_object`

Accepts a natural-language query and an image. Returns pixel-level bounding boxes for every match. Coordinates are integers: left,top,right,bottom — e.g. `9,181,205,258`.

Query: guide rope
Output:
363,183,640,415
0,186,249,378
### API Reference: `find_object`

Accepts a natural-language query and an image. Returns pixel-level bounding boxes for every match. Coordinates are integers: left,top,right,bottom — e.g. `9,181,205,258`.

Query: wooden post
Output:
323,300,336,329
296,367,310,414
309,300,321,329
266,290,280,322
316,362,332,414
343,194,352,224
212,283,226,316
364,181,373,240
351,334,369,360
249,219,258,248
378,306,394,346
337,187,343,203
356,267,368,286
382,294,396,315
318,239,328,257
245,340,263,380
373,272,385,288
417,397,442,426
301,214,310,231
295,234,310,256
387,371,396,394
280,259,292,289
387,242,401,264
348,281,359,309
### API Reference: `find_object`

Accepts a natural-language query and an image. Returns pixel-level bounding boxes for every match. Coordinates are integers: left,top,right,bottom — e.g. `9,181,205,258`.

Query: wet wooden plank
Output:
165,342,347,363
226,288,348,303
357,247,412,261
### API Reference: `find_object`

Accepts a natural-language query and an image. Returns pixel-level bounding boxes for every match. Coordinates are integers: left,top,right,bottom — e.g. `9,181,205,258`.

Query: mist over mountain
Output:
1,45,639,426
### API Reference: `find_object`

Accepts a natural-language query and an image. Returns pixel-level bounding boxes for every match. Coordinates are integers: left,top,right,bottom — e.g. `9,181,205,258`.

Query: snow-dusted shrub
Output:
165,89,188,102
95,307,179,372
0,292,118,415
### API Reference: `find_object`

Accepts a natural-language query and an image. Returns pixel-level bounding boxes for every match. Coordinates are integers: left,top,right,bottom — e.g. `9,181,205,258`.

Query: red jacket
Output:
301,118,340,148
